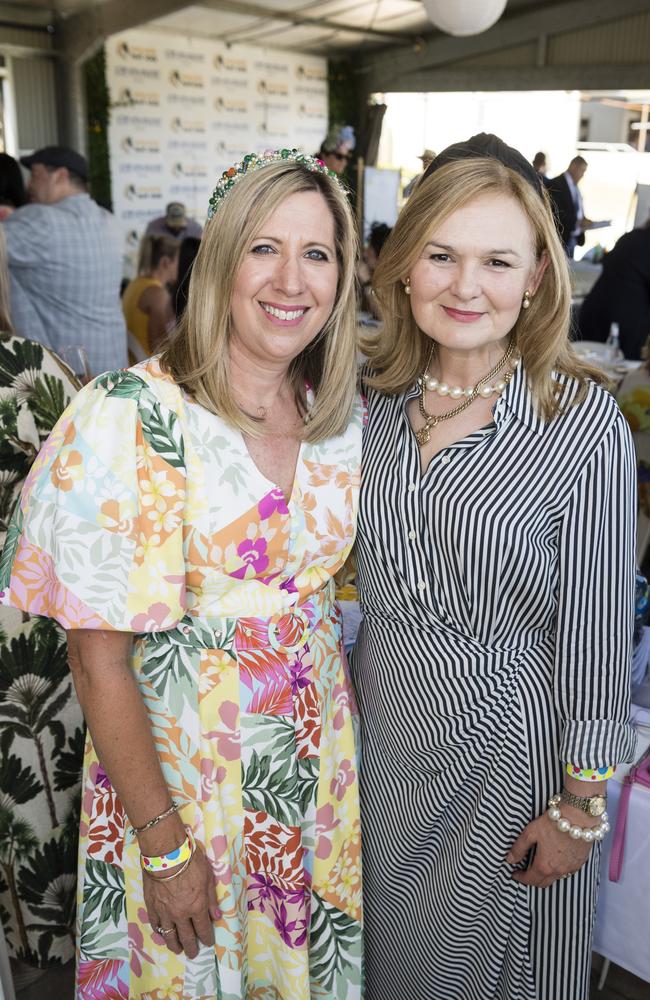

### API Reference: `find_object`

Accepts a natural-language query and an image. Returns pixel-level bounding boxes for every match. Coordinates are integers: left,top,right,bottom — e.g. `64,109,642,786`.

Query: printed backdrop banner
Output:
106,29,328,274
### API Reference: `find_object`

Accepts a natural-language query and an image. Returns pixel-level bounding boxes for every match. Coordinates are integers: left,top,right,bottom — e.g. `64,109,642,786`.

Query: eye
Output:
487,258,510,268
428,252,451,263
250,243,276,255
305,248,329,262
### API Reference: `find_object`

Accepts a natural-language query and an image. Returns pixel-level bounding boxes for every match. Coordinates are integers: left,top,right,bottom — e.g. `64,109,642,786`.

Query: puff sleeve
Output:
0,369,187,631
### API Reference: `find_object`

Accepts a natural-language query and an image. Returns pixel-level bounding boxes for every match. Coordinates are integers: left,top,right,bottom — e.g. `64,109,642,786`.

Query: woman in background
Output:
0,228,83,985
123,234,179,361
173,236,201,323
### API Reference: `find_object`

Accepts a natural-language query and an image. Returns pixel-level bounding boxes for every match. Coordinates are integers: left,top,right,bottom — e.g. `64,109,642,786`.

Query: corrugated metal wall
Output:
548,11,650,66
11,57,59,153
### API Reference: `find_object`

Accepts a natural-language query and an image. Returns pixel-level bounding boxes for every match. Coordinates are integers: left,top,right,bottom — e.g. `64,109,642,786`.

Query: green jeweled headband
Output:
207,147,340,219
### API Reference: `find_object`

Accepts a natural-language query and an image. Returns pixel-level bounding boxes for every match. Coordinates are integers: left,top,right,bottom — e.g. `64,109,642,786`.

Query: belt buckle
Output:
267,609,311,652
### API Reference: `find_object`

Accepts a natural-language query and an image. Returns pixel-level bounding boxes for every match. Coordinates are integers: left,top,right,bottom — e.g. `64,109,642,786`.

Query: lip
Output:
258,300,310,326
442,305,484,323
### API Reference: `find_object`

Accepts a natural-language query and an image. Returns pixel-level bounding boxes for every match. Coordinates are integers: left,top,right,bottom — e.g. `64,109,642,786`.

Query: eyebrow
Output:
424,240,522,258
254,235,335,252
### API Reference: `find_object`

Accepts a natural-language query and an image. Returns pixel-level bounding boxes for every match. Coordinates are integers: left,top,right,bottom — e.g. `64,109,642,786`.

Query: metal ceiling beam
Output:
199,0,414,43
385,63,650,93
360,0,650,91
56,0,191,62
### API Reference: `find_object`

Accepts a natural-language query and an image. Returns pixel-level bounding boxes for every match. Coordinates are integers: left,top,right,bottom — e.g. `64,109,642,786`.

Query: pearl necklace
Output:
415,339,517,447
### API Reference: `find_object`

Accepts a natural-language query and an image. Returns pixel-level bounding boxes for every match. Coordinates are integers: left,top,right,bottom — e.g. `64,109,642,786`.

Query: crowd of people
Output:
0,128,644,1000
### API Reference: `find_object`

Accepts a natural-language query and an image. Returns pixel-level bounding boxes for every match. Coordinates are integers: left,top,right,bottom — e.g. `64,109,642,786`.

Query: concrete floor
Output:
12,956,649,998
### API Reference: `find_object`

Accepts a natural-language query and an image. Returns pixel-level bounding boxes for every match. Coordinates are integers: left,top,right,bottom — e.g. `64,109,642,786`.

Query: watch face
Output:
589,795,607,817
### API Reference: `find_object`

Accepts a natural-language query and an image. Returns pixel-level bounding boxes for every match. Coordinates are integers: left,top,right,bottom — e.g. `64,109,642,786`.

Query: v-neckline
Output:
239,431,303,507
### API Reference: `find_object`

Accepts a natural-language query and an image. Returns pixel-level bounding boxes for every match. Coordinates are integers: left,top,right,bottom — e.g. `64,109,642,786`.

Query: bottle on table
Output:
606,321,623,362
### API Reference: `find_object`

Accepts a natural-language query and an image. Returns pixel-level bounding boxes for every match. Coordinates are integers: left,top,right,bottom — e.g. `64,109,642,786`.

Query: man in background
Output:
145,201,203,242
3,145,127,374
548,155,591,256
404,148,435,198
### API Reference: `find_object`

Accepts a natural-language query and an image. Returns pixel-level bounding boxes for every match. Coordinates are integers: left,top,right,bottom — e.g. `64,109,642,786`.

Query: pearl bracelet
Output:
547,795,610,843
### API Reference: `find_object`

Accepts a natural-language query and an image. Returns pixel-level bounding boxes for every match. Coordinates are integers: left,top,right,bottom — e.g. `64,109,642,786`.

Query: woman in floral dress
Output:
0,152,364,999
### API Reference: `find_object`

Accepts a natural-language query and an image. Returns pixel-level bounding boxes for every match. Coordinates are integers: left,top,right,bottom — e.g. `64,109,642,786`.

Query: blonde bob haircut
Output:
161,160,359,443
365,156,605,421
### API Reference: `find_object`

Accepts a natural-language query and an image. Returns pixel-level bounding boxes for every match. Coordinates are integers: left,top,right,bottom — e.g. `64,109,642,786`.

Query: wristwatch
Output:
560,788,607,817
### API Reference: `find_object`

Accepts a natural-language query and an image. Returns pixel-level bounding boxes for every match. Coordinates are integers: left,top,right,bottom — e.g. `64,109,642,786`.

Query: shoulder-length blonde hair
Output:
161,160,359,442
365,156,604,420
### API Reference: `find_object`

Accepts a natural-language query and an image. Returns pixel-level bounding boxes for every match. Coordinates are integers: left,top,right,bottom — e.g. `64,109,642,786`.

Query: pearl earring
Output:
404,278,411,296
522,290,531,309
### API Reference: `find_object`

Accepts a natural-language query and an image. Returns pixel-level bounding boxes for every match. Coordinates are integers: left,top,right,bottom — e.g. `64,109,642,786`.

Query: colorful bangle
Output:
141,828,195,873
547,795,610,842
566,763,616,782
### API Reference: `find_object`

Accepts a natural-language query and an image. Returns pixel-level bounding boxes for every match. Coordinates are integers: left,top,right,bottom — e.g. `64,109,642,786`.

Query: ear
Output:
529,249,549,295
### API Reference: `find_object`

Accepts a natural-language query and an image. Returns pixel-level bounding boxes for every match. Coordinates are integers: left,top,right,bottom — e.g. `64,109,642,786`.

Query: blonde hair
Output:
0,228,12,332
365,156,605,420
161,161,359,442
137,234,180,276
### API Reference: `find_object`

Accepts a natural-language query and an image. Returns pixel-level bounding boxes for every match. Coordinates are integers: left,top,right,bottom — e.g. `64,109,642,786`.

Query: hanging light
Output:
422,0,508,37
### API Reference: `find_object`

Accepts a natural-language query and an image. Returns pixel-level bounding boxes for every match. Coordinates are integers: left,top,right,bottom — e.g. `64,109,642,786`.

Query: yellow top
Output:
122,276,162,361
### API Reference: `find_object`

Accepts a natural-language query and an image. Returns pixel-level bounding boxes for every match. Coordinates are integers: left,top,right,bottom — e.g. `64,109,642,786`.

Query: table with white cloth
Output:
593,706,650,984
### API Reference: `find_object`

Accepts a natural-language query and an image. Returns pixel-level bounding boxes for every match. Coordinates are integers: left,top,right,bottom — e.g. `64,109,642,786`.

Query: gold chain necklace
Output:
415,338,516,447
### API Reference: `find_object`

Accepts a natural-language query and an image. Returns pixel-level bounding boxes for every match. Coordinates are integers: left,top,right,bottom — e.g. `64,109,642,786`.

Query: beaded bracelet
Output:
141,828,195,874
566,763,616,782
547,795,610,843
130,800,179,836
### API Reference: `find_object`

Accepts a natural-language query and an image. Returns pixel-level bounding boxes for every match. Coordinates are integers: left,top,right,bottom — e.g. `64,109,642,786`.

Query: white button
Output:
440,455,451,465
408,530,416,540
408,483,416,492
417,580,426,591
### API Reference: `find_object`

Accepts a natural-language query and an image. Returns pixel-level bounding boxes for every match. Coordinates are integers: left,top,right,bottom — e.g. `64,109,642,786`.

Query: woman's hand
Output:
143,843,220,957
506,807,595,888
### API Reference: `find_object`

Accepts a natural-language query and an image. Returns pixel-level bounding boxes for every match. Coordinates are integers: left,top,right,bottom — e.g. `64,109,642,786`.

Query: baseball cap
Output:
165,202,187,227
20,145,88,181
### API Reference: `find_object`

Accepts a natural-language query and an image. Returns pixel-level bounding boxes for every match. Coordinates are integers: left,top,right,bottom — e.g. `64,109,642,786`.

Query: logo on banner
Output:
215,139,250,157
124,184,163,201
169,70,204,89
171,117,206,133
117,87,160,107
298,104,325,120
295,64,327,81
116,41,158,63
254,59,289,75
172,163,209,178
214,97,248,113
259,121,289,139
121,136,161,154
257,80,289,97
164,48,205,64
213,54,247,73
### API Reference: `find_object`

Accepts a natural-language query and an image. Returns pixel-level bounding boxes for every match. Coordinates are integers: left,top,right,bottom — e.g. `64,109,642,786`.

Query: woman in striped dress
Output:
351,135,637,1000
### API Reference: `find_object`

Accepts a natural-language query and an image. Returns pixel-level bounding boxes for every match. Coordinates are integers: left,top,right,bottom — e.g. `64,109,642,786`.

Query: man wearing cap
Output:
145,202,203,242
2,145,127,374
403,149,435,198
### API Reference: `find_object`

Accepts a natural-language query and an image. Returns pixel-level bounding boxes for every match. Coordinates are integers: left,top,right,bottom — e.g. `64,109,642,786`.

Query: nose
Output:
449,261,481,302
272,251,305,297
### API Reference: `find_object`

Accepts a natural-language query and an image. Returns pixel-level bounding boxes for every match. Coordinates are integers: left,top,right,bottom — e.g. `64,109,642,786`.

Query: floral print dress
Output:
0,357,364,1000
0,333,83,975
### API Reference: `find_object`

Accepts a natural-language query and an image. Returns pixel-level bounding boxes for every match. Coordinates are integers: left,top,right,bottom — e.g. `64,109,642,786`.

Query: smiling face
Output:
229,190,338,369
408,192,547,356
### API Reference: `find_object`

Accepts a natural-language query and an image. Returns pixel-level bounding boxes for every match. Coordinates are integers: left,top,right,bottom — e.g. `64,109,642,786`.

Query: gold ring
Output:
156,925,176,936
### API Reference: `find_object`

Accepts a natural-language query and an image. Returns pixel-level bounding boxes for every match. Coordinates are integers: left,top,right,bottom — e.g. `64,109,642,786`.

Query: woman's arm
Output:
509,412,637,886
67,629,218,955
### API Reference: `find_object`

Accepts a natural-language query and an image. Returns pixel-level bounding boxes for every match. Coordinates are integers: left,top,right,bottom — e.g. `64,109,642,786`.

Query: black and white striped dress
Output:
350,363,637,1000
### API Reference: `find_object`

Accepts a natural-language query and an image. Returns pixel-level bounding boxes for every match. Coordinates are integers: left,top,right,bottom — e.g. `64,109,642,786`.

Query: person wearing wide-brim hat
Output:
403,148,436,198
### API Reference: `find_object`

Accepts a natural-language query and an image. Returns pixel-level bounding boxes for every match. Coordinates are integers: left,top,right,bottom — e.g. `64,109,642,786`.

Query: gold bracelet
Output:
142,848,195,882
130,800,179,836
